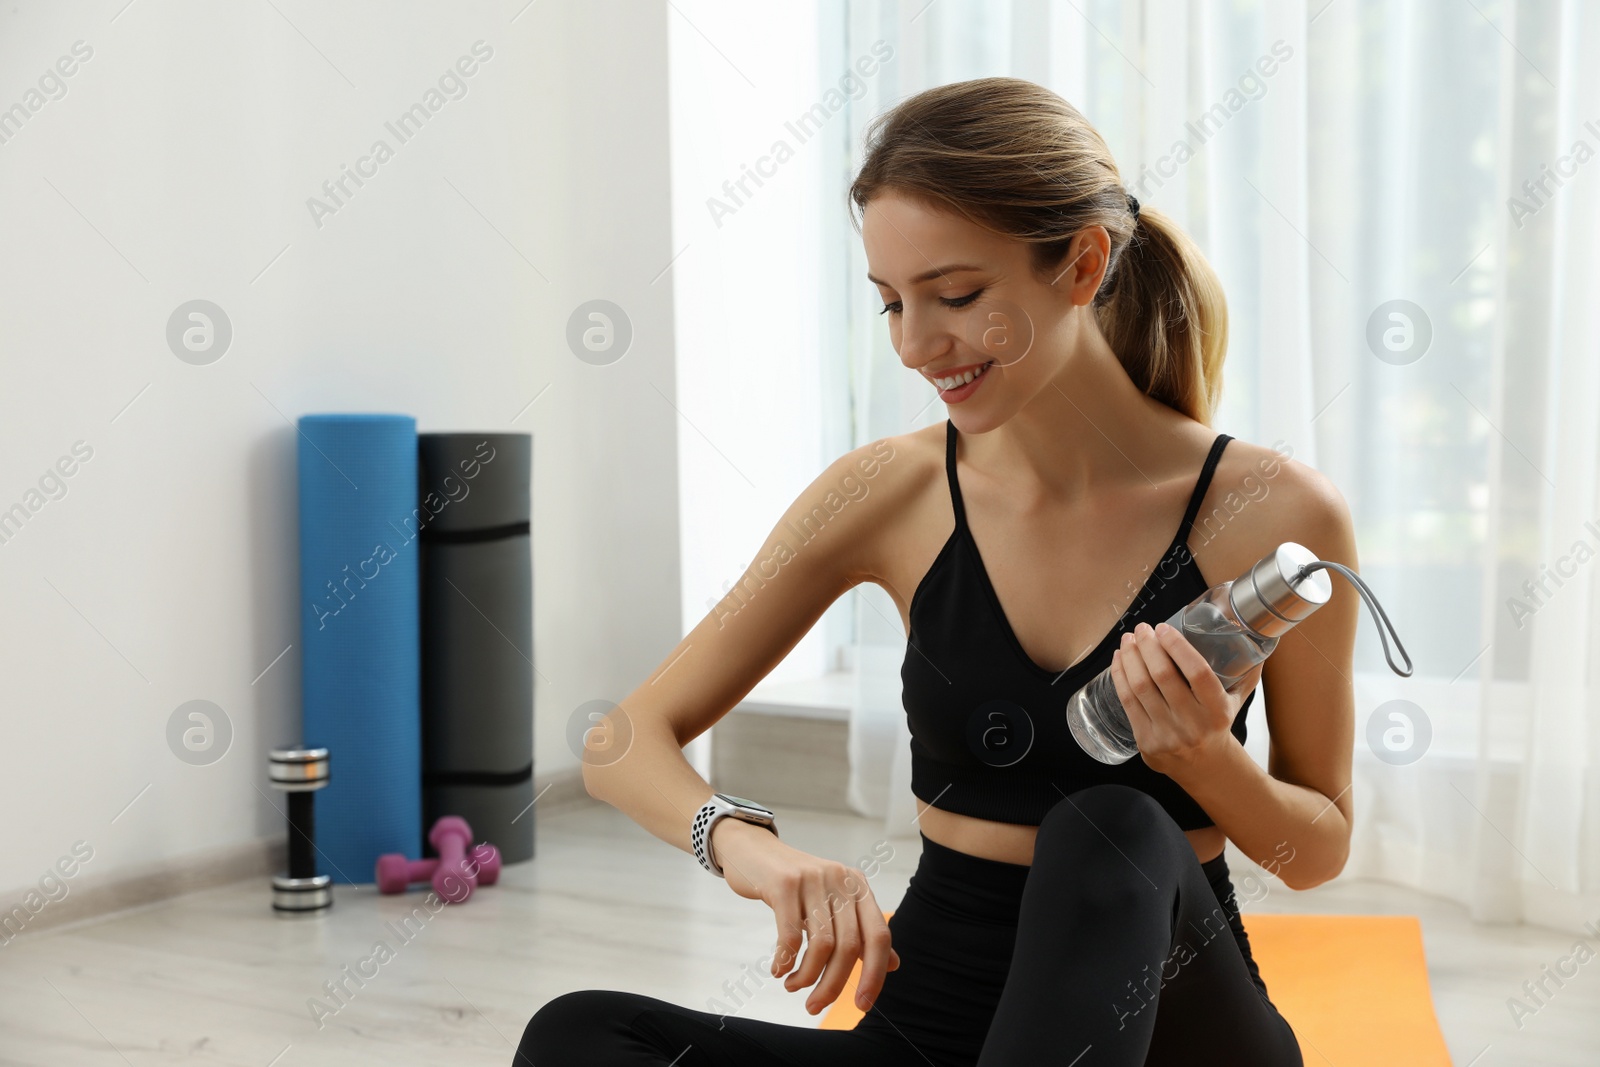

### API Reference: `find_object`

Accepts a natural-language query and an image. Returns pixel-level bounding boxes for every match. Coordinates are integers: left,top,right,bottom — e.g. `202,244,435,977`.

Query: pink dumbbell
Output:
375,825,500,900
374,842,501,897
429,816,486,903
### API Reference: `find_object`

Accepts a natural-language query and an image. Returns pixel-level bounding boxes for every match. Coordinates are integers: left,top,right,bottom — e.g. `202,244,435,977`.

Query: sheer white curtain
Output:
833,0,1600,934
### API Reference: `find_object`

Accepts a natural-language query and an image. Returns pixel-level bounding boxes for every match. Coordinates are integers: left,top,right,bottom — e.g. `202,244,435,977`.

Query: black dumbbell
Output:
268,747,331,915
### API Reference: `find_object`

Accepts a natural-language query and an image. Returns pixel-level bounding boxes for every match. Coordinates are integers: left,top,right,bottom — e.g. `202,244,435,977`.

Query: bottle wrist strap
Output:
1291,560,1414,677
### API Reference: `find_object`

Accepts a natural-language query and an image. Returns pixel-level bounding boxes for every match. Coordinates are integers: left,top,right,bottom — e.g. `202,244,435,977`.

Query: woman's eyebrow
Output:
866,264,986,286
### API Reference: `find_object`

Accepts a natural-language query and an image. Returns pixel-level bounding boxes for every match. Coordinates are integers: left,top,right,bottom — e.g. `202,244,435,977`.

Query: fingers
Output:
783,867,840,1001
766,858,899,1015
1155,621,1227,705
1111,636,1158,737
806,879,863,1015
1131,623,1198,718
1153,621,1263,717
849,886,895,1011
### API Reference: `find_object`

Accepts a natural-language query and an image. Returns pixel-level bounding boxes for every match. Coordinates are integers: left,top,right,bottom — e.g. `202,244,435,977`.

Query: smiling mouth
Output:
927,361,995,390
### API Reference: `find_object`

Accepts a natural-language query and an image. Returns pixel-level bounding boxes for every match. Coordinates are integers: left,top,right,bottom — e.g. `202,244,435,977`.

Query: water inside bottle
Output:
1179,600,1272,689
1066,670,1138,763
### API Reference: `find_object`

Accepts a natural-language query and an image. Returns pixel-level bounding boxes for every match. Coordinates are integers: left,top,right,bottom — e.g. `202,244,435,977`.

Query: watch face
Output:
719,793,768,813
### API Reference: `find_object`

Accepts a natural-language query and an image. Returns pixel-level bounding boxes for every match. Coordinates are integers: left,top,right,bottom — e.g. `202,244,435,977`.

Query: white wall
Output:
0,1,681,892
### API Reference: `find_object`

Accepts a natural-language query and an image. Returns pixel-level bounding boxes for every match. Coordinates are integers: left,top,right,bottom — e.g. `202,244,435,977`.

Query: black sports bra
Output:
900,419,1255,829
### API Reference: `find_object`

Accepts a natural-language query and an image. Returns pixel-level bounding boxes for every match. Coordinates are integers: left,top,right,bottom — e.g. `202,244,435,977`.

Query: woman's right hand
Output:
709,818,901,1016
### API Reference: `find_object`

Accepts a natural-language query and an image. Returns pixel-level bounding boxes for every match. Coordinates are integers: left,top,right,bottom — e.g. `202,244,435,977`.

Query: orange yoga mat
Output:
820,912,1452,1065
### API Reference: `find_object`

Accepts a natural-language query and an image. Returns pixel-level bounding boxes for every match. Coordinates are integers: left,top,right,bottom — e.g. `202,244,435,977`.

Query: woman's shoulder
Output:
1215,434,1349,517
816,422,944,502
1196,432,1356,578
803,422,951,593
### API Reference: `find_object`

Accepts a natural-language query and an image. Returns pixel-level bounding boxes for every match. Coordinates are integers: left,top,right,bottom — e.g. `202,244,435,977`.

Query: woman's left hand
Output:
1110,620,1264,776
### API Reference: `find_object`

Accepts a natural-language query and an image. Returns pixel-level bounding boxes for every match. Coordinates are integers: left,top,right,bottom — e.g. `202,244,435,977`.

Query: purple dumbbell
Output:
375,826,500,899
429,816,484,902
373,844,501,897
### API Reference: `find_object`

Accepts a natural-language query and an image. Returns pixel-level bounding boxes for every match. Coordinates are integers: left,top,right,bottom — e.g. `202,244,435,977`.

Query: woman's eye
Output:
878,289,984,316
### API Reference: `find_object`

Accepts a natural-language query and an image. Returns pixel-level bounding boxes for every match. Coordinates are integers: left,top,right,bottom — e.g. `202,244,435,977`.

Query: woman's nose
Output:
895,309,952,371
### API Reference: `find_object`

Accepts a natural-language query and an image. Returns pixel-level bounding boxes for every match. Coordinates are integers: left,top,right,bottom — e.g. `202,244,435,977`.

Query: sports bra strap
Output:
1175,433,1233,543
943,418,968,528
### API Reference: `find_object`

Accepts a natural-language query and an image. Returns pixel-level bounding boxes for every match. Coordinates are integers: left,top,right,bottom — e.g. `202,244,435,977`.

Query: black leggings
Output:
516,784,1303,1066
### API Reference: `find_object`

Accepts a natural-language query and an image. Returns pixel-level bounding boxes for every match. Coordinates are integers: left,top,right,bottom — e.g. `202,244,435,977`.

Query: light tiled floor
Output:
1,799,1594,1065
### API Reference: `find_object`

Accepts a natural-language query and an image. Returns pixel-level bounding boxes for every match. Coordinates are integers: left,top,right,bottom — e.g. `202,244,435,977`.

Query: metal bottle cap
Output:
1228,542,1334,639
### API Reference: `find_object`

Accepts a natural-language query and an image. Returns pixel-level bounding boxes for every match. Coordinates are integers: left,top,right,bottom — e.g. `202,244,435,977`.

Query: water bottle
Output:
1066,542,1413,765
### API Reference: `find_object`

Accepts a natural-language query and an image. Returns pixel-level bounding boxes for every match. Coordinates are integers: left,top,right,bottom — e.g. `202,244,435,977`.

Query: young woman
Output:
518,77,1356,1066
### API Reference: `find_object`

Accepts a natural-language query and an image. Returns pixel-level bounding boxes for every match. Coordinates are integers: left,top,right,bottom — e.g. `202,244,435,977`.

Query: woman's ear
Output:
1048,226,1112,306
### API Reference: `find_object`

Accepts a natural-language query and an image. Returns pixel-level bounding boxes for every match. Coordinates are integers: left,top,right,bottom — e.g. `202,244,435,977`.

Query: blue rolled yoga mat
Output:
297,413,421,884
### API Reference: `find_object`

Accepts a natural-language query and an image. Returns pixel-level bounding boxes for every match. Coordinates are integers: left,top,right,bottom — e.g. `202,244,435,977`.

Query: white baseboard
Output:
0,836,285,946
1,767,597,945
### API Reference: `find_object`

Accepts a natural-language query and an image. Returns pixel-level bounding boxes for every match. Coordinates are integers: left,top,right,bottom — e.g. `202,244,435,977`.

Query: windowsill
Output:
733,669,856,722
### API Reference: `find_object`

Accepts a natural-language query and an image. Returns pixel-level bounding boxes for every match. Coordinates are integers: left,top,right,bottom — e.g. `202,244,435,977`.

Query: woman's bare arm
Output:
581,437,900,842
579,436,912,1014
1129,461,1361,890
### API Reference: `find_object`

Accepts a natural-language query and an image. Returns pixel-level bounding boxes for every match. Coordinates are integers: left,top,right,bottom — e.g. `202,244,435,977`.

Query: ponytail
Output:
1093,203,1229,425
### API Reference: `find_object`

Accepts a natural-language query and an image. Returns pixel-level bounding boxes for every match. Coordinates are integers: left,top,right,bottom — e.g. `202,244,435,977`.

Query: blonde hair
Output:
848,77,1229,425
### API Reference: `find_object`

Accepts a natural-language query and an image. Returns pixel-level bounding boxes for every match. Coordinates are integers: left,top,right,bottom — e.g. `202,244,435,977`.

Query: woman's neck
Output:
961,328,1194,507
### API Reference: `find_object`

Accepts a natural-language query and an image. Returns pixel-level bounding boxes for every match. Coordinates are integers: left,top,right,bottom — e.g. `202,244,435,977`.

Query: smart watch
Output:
691,792,778,877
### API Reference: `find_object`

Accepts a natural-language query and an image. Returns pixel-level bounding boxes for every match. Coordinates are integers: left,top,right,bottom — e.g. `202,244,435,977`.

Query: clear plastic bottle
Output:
1067,585,1278,764
1065,542,1412,766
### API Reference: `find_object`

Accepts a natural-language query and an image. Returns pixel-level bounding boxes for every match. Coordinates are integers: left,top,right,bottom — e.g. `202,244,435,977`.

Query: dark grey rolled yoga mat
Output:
417,432,535,864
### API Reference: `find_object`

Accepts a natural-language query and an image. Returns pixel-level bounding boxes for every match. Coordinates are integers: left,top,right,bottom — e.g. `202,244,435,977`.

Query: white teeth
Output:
934,362,991,390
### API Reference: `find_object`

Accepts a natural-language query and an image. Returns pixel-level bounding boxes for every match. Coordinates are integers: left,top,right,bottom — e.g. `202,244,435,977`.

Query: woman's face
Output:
862,189,1110,427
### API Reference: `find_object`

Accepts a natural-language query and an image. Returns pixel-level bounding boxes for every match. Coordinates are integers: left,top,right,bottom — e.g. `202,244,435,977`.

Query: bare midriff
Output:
917,800,1226,867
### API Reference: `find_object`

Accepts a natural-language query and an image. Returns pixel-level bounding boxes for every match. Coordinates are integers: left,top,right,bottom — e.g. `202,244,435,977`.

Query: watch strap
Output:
691,793,776,877
691,794,730,876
